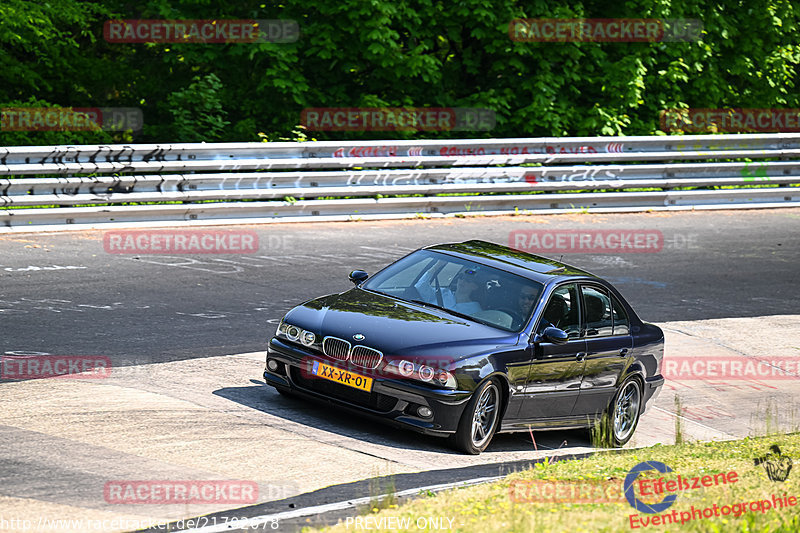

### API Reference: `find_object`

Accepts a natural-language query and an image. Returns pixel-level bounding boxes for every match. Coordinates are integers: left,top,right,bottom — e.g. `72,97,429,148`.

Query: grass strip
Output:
308,432,800,533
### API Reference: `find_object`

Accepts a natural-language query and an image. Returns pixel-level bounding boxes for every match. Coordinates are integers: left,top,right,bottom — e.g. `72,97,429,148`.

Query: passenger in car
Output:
450,270,485,314
414,267,485,314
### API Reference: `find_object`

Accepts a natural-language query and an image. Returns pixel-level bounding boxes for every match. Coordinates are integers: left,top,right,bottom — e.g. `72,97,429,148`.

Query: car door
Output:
571,284,633,418
514,283,587,421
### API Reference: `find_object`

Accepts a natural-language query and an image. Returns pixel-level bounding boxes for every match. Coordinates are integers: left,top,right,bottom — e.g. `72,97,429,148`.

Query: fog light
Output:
417,406,433,418
267,359,279,372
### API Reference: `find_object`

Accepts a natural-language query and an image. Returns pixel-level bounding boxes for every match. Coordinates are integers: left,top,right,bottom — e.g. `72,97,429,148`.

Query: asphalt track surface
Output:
2,209,799,364
1,209,800,532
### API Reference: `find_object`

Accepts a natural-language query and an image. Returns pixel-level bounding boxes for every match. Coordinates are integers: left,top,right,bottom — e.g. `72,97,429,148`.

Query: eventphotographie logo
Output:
755,445,793,482
624,461,679,514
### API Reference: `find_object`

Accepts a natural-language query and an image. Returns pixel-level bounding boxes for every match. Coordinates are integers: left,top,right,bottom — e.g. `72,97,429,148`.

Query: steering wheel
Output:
493,308,525,329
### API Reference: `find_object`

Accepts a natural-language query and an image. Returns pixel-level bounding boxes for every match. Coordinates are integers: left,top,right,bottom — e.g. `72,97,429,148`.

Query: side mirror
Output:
349,270,369,285
541,326,569,345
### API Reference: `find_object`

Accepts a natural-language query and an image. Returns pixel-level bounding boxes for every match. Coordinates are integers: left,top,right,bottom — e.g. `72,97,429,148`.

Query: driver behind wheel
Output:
516,284,539,322
542,295,567,330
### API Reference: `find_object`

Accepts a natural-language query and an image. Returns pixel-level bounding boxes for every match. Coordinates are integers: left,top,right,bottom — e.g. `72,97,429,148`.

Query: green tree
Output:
1,0,799,145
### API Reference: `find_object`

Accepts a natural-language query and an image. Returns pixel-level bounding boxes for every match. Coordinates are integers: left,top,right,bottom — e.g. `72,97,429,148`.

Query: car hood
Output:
283,288,518,359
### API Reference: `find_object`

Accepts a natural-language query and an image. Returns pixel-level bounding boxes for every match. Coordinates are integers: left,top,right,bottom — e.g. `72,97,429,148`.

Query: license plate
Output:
311,360,373,392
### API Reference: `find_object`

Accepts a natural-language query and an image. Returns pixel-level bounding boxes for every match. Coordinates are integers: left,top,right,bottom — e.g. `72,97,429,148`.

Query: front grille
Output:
350,345,383,369
290,367,397,412
323,337,351,361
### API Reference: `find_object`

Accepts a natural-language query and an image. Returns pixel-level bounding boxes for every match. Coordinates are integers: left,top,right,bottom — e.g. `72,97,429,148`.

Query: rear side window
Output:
582,286,613,337
612,295,630,335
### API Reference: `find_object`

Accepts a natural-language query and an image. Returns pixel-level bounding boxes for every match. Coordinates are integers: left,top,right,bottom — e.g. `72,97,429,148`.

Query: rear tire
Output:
451,379,502,455
597,376,642,447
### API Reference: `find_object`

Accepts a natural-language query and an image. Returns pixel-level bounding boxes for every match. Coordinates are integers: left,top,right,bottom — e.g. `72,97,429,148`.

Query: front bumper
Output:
263,337,472,437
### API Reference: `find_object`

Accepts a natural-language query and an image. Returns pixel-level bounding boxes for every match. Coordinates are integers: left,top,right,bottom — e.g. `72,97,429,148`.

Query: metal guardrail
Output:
2,134,799,230
2,133,799,163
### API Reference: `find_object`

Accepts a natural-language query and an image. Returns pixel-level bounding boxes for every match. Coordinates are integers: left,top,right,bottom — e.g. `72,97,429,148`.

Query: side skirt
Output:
498,415,601,433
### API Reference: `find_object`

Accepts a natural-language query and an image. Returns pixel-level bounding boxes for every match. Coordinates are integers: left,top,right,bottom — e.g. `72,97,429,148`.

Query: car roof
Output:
423,240,598,283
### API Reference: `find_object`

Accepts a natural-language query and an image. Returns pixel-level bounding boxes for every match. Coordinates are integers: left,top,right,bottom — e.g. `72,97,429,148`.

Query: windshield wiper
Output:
407,299,475,321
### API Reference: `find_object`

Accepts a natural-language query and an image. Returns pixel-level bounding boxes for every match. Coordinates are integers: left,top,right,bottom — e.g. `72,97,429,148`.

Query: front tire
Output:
451,379,501,454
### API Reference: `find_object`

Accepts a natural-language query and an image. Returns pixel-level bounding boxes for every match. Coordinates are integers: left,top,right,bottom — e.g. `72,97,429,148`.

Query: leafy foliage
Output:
1,0,799,145
165,73,230,141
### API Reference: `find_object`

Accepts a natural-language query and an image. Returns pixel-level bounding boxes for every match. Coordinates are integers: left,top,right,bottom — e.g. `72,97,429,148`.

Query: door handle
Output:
576,352,587,361
619,348,629,356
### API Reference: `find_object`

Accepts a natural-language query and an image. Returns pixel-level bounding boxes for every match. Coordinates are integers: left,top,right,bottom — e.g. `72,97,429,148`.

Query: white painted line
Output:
180,475,504,532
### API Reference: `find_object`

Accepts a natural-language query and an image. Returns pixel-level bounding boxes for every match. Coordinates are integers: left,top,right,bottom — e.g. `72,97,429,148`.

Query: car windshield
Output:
362,250,544,332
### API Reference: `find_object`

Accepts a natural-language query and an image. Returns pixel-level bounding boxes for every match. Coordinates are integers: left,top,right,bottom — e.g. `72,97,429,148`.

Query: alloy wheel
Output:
471,382,499,448
613,380,641,443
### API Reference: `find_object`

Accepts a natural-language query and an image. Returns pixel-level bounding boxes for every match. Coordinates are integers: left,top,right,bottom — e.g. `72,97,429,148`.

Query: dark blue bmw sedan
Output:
264,240,664,454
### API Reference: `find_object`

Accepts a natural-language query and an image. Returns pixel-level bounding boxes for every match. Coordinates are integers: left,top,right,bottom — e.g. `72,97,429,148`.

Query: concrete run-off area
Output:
0,315,798,531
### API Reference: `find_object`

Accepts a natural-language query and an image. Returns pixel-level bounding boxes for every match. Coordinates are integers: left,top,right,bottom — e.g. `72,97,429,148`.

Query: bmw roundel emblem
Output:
353,333,365,341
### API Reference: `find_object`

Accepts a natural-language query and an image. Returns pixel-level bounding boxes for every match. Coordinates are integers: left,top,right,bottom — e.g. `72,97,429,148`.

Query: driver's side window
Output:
542,284,581,338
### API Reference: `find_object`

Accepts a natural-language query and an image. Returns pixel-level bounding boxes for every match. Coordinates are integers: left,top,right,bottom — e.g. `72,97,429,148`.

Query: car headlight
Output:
418,365,435,381
434,369,455,388
301,330,316,346
398,360,415,377
384,359,457,389
277,320,318,349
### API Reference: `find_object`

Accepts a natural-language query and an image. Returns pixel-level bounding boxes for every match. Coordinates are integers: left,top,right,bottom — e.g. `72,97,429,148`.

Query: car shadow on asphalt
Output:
213,380,596,456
